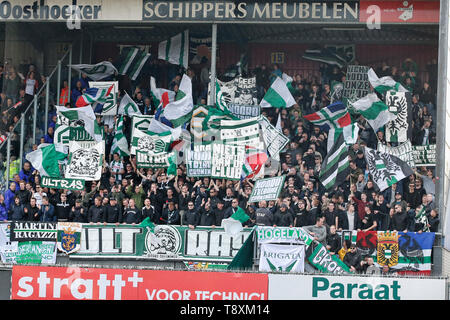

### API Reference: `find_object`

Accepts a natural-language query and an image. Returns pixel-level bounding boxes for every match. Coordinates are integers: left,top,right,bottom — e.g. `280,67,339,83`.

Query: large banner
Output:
256,226,314,246
412,144,436,166
65,140,104,181
268,274,446,300
339,230,436,275
11,266,268,300
259,243,305,273
56,222,82,255
10,222,57,242
71,225,252,262
186,142,212,177
217,77,260,119
342,65,371,107
0,223,57,265
248,175,286,203
210,142,246,180
89,81,118,116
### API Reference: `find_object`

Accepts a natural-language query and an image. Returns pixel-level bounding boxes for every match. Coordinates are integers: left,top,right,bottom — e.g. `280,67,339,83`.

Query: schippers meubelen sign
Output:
10,222,57,242
143,1,360,22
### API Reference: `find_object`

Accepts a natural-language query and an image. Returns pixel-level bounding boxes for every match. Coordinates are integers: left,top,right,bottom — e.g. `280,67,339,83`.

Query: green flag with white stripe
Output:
158,30,189,69
351,93,396,133
260,77,296,109
116,47,150,81
111,115,130,157
118,93,142,117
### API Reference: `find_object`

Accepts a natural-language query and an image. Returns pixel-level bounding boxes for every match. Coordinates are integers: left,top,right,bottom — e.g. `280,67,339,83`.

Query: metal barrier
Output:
0,44,75,193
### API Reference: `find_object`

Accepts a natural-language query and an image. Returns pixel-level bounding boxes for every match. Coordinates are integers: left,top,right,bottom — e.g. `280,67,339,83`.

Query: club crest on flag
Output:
137,136,166,154
57,222,82,255
145,225,182,260
377,231,400,267
66,148,101,177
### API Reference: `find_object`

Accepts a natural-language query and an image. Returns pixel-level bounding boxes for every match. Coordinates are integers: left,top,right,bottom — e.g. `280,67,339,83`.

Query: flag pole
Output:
209,23,217,106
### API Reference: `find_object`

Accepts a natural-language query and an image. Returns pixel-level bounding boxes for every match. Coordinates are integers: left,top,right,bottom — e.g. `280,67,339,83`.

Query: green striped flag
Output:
351,93,396,133
25,144,67,178
260,77,296,109
56,105,102,142
368,68,408,95
158,30,189,69
111,115,130,157
118,92,142,116
319,133,350,190
116,47,150,81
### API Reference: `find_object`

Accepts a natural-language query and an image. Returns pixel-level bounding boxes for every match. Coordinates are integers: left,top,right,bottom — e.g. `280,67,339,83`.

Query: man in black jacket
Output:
55,193,71,222
121,198,142,224
24,197,40,221
160,200,180,225
184,201,199,229
343,244,363,273
273,204,293,227
391,204,409,232
104,197,122,224
326,225,341,255
214,201,226,226
70,199,87,223
199,201,215,227
255,200,274,226
142,198,158,224
88,196,105,223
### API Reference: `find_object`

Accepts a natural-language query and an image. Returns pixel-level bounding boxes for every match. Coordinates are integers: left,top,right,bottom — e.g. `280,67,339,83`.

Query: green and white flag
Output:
259,243,305,273
70,61,117,81
281,72,296,94
56,105,102,142
135,131,177,168
221,206,250,236
158,30,189,69
111,115,130,157
351,92,396,133
25,144,67,178
368,68,408,95
319,133,350,190
116,47,150,81
160,74,194,127
260,77,296,109
118,92,142,116
150,76,175,107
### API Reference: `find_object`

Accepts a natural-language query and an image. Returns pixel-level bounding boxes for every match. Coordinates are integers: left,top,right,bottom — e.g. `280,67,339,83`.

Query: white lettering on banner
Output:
79,228,141,254
185,230,248,258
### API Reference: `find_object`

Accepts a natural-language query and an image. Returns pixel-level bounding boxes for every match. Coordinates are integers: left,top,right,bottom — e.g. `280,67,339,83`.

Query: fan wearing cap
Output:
343,243,363,273
104,196,122,225
273,202,293,227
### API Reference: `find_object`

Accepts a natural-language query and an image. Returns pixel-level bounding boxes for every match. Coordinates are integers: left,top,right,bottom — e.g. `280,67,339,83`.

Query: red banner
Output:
11,266,268,300
360,0,440,24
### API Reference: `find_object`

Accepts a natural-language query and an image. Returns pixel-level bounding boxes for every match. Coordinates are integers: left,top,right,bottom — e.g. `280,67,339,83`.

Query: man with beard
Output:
142,198,158,224
198,200,216,227
293,199,309,227
160,200,180,225
326,225,341,255
121,198,142,225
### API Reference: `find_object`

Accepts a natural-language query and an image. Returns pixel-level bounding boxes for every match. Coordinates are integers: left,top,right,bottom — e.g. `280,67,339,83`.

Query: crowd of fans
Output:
0,54,440,273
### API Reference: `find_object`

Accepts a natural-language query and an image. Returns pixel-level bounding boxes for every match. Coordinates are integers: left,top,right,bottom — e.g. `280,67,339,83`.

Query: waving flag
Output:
56,105,102,142
150,76,175,108
157,74,194,128
260,77,296,109
302,47,347,69
351,93,396,133
75,85,113,108
368,68,408,95
116,47,151,81
304,102,351,130
118,93,142,116
70,61,117,81
364,147,414,192
319,133,350,190
241,147,268,180
25,144,66,178
158,30,189,69
111,115,130,157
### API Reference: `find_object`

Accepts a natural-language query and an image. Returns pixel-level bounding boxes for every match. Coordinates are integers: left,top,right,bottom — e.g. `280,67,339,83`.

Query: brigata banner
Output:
41,176,85,191
11,266,268,300
248,175,286,203
10,222,57,242
412,144,436,166
71,224,252,262
268,274,446,300
259,243,305,273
